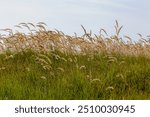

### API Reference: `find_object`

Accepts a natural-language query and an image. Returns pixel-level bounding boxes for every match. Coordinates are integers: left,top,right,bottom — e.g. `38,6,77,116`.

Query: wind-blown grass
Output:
0,21,150,99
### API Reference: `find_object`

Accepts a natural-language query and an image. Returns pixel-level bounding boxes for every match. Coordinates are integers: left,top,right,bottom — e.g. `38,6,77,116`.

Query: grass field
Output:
0,21,150,99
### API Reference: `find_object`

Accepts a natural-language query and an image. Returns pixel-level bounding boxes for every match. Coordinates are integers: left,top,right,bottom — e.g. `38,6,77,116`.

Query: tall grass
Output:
0,21,150,99
0,20,150,56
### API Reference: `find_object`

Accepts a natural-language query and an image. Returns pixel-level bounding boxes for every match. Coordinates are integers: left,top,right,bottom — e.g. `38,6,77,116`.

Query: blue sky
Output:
0,0,150,40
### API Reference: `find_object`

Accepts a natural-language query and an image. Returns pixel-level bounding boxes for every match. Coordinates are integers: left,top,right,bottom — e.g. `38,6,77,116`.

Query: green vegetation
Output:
0,21,150,99
0,50,150,99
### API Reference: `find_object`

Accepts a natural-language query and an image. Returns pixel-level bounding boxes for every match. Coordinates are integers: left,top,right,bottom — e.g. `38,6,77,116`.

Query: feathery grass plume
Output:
14,25,23,29
124,35,132,44
57,67,64,73
27,23,36,28
106,86,114,91
35,53,52,71
100,28,108,37
0,21,150,56
114,20,123,41
38,54,52,64
90,79,101,83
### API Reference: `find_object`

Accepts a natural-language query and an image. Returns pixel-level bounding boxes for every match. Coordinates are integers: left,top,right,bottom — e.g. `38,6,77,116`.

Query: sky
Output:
0,0,150,40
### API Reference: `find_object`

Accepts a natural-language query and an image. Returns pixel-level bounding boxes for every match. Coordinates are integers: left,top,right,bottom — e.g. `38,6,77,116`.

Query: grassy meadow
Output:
0,21,150,99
